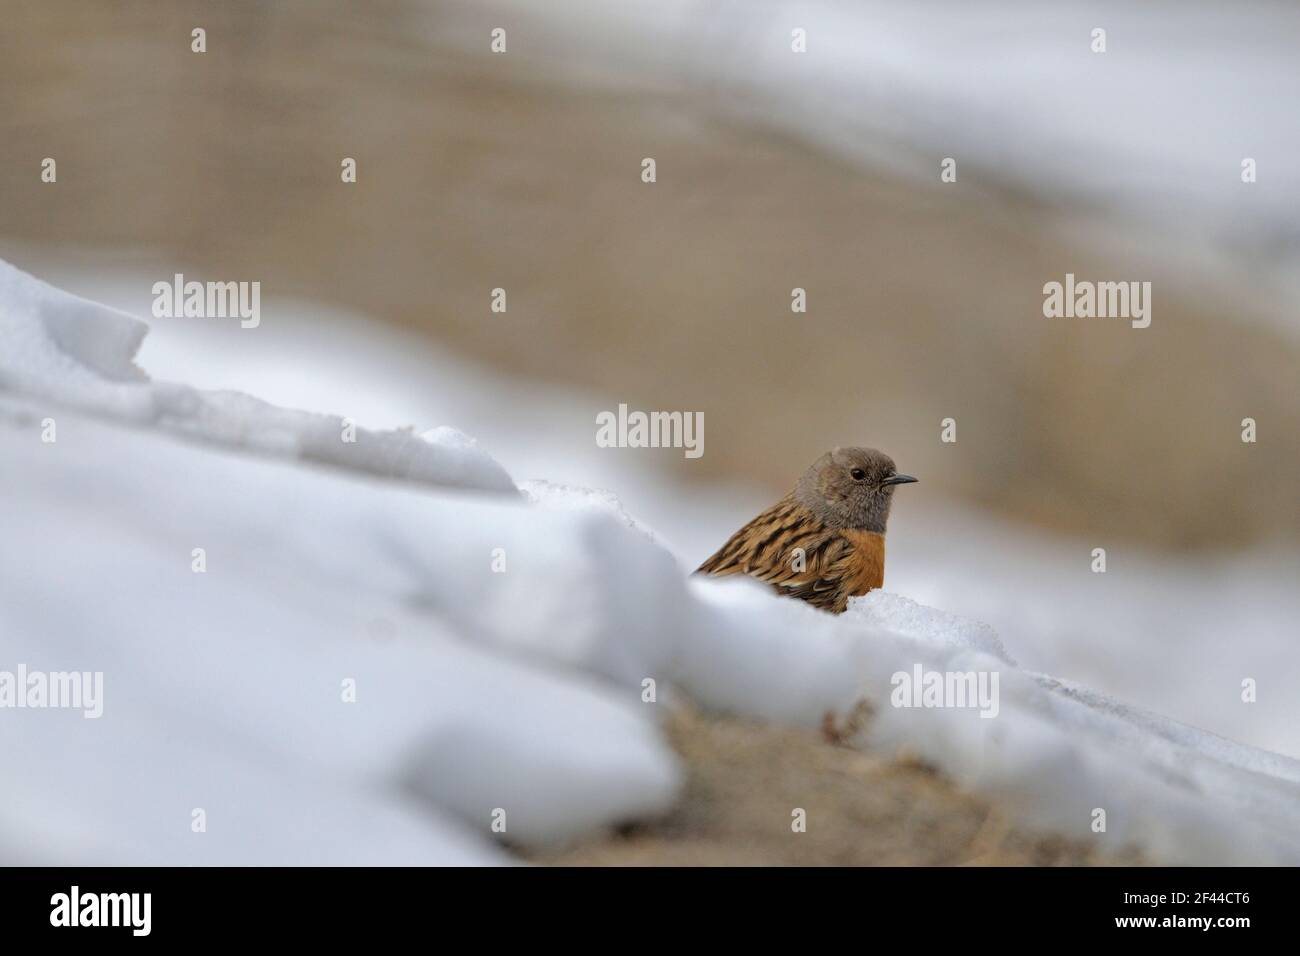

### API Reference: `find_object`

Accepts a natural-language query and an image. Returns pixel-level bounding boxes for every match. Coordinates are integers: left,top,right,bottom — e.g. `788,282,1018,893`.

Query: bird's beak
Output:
882,474,918,486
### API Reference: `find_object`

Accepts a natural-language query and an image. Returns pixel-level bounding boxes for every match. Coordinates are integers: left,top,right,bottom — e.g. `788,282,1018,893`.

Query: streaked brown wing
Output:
697,496,854,603
697,495,809,576
778,542,861,611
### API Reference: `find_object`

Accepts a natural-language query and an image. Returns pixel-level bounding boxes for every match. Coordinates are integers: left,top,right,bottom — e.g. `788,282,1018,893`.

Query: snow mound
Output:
1,388,679,863
680,583,1300,864
0,259,516,494
851,591,1016,666
518,478,659,541
4,258,1300,865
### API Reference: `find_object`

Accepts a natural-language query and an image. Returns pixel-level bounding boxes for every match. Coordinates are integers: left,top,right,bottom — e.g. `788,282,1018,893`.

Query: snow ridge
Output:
0,259,515,494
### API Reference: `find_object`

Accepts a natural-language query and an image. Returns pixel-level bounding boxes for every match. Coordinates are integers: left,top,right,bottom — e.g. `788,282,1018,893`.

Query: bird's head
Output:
794,446,916,532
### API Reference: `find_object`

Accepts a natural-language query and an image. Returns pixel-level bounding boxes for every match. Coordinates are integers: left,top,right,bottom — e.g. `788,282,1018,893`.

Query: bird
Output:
696,447,916,613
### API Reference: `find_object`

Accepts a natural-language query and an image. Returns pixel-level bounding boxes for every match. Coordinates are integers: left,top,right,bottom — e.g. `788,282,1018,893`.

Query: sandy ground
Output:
533,705,1142,866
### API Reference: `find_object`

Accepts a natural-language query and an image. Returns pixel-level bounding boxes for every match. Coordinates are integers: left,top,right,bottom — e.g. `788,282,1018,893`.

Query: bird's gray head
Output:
793,446,916,533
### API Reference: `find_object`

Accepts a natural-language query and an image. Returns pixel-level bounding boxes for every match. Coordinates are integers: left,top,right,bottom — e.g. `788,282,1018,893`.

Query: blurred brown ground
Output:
1,0,1296,551
535,706,1142,866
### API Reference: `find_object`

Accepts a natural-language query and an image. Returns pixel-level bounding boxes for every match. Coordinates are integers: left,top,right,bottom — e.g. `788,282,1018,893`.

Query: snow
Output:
0,259,516,494
0,399,682,861
679,581,1300,864
4,257,1300,864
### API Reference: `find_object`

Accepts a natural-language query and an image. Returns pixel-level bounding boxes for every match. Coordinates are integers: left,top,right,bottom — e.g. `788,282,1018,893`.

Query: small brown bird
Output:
696,447,916,613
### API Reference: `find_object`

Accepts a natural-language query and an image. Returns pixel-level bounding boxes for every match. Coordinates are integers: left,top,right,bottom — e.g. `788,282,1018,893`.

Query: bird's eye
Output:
850,468,866,481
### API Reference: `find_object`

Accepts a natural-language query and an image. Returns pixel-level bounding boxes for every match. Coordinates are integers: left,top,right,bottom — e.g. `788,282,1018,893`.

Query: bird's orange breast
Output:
841,529,886,596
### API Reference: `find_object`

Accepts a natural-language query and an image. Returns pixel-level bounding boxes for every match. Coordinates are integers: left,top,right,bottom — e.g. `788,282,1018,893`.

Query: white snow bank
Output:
888,509,1300,761
0,397,682,860
0,259,516,494
674,583,1300,864
0,260,678,863
0,396,680,861
4,258,1299,864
